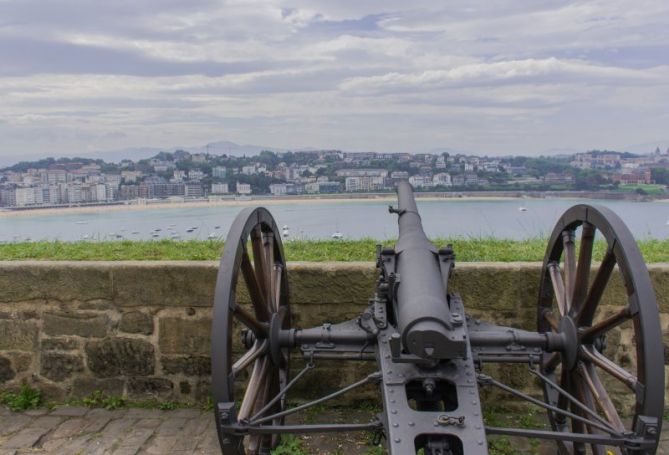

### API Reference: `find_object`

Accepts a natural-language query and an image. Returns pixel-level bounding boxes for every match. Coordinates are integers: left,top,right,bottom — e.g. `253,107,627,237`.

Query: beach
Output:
0,193,523,218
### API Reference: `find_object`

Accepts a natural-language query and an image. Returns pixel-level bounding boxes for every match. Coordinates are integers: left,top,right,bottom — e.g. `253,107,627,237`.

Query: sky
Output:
1,0,668,161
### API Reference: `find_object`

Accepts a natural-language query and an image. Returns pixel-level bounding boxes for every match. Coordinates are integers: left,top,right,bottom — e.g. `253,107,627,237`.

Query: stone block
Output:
41,352,84,382
85,338,155,377
42,338,79,351
71,377,125,398
159,318,211,355
7,352,32,373
128,377,173,395
0,262,113,303
0,320,38,350
44,312,109,338
287,262,376,305
0,355,15,382
119,311,154,335
111,262,217,307
161,356,210,376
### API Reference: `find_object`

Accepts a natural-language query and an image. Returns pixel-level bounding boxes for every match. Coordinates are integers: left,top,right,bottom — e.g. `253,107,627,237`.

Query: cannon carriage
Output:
211,182,664,455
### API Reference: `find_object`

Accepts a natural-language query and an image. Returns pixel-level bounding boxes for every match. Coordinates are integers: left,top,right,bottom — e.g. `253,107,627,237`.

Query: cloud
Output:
339,58,668,94
0,0,668,156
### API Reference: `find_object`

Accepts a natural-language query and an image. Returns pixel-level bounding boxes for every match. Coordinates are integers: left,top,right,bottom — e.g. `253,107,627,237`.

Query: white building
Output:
344,176,385,192
236,183,252,195
211,183,229,194
408,175,433,188
188,170,205,181
432,173,452,187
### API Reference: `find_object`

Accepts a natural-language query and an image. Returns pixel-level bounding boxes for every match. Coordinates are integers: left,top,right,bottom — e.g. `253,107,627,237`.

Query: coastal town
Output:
1,147,668,209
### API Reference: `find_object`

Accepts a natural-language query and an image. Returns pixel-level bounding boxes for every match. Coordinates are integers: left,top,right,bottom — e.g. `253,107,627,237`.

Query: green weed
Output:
271,435,308,455
1,384,42,411
82,390,126,410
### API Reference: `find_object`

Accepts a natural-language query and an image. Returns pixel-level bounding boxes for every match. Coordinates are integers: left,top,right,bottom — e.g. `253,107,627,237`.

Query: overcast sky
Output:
1,0,668,160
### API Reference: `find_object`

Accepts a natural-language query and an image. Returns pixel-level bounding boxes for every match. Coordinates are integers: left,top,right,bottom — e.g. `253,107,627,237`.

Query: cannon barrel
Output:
393,181,464,359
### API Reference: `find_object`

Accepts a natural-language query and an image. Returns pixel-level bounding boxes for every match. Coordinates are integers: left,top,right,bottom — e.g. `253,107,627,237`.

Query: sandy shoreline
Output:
0,193,656,218
0,194,527,218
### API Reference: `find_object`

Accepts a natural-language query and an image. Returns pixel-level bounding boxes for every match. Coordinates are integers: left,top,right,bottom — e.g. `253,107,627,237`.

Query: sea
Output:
1,197,667,242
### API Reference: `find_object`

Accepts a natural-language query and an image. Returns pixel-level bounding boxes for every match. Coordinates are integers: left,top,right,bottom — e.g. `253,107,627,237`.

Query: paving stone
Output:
170,408,202,419
135,418,162,430
117,427,154,449
29,415,63,429
48,417,86,439
81,416,112,434
141,435,177,455
0,414,31,436
3,426,50,449
154,417,187,435
171,417,210,451
49,406,89,417
124,409,164,419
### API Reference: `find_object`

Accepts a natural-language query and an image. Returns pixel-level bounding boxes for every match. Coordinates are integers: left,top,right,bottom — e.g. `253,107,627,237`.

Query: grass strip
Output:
0,238,667,262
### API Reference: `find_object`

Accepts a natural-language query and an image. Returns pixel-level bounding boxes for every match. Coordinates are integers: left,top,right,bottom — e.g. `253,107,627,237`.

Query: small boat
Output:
214,225,221,229
208,233,217,240
332,232,344,240
186,228,195,233
518,207,528,212
171,233,181,240
282,225,290,238
152,233,160,238
189,226,198,230
131,231,140,235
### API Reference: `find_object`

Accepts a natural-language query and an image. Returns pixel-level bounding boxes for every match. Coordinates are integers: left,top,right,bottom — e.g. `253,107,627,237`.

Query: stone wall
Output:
0,261,668,407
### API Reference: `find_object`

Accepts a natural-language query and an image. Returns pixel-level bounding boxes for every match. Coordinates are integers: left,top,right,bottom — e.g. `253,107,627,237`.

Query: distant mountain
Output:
187,140,287,157
622,140,669,155
69,140,288,163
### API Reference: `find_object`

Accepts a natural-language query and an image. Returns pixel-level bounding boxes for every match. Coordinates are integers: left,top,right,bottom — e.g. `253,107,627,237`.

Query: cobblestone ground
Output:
1,405,668,454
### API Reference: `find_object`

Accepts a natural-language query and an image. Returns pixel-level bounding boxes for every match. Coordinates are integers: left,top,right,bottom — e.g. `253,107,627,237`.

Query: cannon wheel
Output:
212,207,290,455
537,204,663,454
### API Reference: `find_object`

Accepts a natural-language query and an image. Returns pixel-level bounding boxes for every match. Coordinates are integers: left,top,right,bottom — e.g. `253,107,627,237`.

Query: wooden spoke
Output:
542,352,562,372
248,366,274,453
573,373,605,455
580,361,625,432
572,223,595,314
543,310,560,332
548,262,568,317
263,232,275,310
580,345,638,392
579,305,632,342
232,303,268,337
241,247,271,322
251,227,269,308
576,248,616,325
562,230,577,312
273,264,283,313
238,357,270,421
556,368,570,422
570,379,587,454
231,340,268,379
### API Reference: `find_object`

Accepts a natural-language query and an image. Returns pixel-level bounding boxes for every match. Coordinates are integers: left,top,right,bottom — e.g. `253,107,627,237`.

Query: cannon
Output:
211,181,664,454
